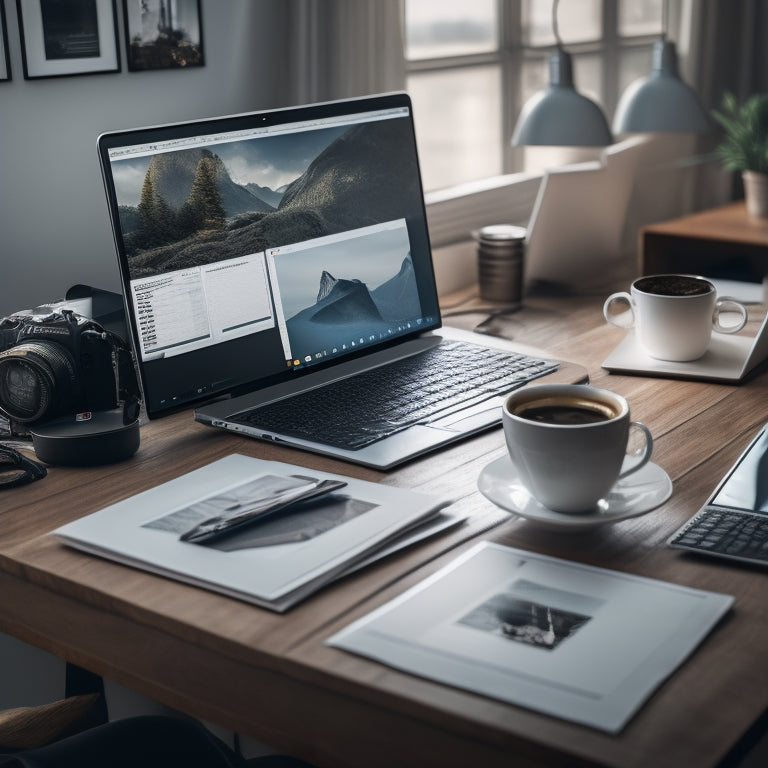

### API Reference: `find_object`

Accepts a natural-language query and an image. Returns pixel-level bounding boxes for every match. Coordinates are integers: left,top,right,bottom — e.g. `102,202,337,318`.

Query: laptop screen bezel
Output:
97,92,441,419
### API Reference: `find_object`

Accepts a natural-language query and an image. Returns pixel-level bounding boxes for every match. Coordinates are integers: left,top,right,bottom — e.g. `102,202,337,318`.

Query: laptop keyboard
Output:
231,339,558,450
669,508,768,565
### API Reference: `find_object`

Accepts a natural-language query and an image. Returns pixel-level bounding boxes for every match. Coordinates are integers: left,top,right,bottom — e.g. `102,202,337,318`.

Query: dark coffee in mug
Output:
513,396,620,426
634,275,712,297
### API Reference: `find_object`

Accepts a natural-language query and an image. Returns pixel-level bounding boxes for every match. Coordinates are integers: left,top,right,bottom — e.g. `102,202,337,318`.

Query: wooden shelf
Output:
640,201,768,281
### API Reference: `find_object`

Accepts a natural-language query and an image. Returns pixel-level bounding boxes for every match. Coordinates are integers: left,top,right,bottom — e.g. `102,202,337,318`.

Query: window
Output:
405,0,663,192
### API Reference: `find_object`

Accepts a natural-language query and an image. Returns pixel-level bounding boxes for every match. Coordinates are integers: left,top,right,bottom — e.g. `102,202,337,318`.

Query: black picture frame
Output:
0,3,11,81
17,0,120,79
123,0,204,71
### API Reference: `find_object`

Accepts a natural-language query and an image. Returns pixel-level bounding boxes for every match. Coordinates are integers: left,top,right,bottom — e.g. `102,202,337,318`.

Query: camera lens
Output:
0,342,77,423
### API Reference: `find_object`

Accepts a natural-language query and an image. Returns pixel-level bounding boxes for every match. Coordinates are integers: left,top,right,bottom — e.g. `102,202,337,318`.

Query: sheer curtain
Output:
284,0,405,105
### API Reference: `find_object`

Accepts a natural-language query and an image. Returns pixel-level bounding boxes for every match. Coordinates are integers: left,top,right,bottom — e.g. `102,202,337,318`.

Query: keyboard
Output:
668,508,768,566
232,339,558,450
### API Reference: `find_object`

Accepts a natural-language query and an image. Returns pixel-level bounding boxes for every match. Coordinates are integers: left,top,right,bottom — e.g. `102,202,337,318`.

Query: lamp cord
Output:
552,0,563,48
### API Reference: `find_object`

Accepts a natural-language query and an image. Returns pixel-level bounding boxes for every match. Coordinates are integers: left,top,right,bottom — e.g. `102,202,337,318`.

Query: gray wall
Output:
0,0,286,315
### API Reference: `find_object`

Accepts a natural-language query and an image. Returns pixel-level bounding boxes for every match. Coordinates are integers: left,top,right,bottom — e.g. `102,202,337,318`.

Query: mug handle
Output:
618,422,653,480
713,297,748,334
603,292,635,329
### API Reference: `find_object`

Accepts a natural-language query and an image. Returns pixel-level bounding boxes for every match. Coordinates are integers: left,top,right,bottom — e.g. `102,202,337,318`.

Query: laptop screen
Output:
97,93,440,418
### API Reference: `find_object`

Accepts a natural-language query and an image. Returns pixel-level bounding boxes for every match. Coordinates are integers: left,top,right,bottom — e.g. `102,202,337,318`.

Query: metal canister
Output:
475,224,526,305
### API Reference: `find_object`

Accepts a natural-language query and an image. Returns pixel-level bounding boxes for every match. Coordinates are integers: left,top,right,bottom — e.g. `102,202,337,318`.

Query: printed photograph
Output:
124,0,204,70
143,473,378,549
40,0,100,60
458,589,595,651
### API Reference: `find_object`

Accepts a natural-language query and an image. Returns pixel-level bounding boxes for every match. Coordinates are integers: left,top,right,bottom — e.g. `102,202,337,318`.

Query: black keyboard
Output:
668,508,768,565
232,339,558,450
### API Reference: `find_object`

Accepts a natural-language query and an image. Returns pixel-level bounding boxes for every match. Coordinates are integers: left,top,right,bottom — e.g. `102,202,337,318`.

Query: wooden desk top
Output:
2,285,768,768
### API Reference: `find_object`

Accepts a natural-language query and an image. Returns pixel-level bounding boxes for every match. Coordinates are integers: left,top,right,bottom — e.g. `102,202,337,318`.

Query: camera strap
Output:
0,444,47,489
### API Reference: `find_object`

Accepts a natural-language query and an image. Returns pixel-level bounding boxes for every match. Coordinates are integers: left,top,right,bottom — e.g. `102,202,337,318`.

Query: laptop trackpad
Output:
429,402,502,433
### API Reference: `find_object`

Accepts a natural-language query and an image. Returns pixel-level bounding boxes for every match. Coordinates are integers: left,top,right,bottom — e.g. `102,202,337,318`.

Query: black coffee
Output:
634,275,711,297
517,404,612,425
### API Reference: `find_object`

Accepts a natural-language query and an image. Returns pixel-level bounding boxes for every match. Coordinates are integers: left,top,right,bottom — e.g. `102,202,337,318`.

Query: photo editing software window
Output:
105,103,439,414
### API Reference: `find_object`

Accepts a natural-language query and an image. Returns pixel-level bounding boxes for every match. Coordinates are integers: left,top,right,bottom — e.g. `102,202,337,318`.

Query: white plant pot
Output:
742,170,768,218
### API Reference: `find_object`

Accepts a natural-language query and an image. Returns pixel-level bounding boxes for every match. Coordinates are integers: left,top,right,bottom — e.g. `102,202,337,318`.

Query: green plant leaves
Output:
713,92,768,173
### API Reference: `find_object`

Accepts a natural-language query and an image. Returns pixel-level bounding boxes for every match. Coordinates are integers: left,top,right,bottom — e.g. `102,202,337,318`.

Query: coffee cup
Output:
603,274,747,362
502,384,653,514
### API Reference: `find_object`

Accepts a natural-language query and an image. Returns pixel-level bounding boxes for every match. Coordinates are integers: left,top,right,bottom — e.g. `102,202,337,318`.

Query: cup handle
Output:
618,422,653,480
713,297,748,334
603,292,635,329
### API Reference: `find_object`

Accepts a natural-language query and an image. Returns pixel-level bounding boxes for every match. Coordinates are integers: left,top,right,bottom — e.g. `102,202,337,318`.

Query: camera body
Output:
0,309,134,435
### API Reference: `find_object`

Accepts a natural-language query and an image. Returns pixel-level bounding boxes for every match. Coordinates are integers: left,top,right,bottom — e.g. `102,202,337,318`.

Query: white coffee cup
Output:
603,274,747,362
502,384,653,514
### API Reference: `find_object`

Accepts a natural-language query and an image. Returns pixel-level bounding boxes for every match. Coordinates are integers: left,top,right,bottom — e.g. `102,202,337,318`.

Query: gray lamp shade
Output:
613,39,711,133
512,48,613,147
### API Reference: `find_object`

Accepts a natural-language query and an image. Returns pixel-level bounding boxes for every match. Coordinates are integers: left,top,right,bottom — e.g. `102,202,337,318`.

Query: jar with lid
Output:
474,224,526,305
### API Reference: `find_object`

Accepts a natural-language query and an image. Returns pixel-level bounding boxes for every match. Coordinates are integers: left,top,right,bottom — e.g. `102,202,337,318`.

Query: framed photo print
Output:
0,3,11,81
17,0,120,79
123,0,204,71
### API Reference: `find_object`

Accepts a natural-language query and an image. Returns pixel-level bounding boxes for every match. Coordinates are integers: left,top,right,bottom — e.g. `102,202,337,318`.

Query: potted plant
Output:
713,92,768,218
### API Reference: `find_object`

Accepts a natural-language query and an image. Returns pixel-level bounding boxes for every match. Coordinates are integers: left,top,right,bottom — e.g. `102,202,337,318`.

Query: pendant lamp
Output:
612,3,710,134
512,0,613,147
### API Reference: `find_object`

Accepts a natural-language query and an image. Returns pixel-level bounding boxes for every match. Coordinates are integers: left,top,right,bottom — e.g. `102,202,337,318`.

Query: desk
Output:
2,285,768,768
640,201,768,281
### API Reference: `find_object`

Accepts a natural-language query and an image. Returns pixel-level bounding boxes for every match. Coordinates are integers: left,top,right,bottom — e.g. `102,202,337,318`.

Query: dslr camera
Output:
0,308,139,436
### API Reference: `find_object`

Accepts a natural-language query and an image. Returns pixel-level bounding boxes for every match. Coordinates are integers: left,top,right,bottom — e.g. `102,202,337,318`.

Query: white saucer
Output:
478,455,672,531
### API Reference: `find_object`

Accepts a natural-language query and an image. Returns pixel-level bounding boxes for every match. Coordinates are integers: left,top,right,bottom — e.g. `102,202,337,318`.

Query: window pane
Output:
618,46,654,94
618,0,663,37
572,53,604,105
523,0,601,46
520,57,548,108
407,67,502,191
405,0,498,60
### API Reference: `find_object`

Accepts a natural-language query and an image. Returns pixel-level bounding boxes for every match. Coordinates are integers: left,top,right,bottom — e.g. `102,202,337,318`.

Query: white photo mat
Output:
327,542,733,733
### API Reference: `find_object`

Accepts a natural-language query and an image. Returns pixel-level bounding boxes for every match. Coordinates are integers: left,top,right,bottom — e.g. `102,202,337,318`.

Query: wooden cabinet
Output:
640,201,768,281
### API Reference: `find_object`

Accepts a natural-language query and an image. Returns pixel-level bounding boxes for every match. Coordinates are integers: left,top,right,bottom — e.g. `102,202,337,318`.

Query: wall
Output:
0,0,286,315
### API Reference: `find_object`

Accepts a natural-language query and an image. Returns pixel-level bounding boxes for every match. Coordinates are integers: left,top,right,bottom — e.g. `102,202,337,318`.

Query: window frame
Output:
405,0,663,186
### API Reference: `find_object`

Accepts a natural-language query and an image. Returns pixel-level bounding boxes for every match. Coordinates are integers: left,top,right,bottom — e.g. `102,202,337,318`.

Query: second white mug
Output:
603,274,747,362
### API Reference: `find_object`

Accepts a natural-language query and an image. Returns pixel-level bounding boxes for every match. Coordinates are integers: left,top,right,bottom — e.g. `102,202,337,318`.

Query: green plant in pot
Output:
713,92,768,218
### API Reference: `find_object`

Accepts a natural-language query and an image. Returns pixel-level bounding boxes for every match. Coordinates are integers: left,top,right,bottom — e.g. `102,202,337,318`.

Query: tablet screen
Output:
710,427,768,513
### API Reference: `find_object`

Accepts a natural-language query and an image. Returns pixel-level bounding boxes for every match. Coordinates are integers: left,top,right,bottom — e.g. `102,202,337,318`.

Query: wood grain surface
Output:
2,274,767,768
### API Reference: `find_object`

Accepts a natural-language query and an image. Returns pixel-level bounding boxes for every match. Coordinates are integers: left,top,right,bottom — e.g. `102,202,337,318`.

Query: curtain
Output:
669,0,768,205
285,0,406,105
673,0,768,110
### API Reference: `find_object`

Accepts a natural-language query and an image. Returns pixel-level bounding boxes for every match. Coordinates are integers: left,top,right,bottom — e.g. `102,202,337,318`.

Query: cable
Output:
552,0,563,48
0,444,47,489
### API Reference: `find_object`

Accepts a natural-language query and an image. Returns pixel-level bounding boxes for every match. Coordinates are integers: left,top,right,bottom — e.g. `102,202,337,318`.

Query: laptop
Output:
97,92,580,469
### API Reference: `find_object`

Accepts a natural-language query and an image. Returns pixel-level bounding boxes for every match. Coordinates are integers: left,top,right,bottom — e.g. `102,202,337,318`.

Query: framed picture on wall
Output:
17,0,120,79
123,0,204,71
0,3,11,81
